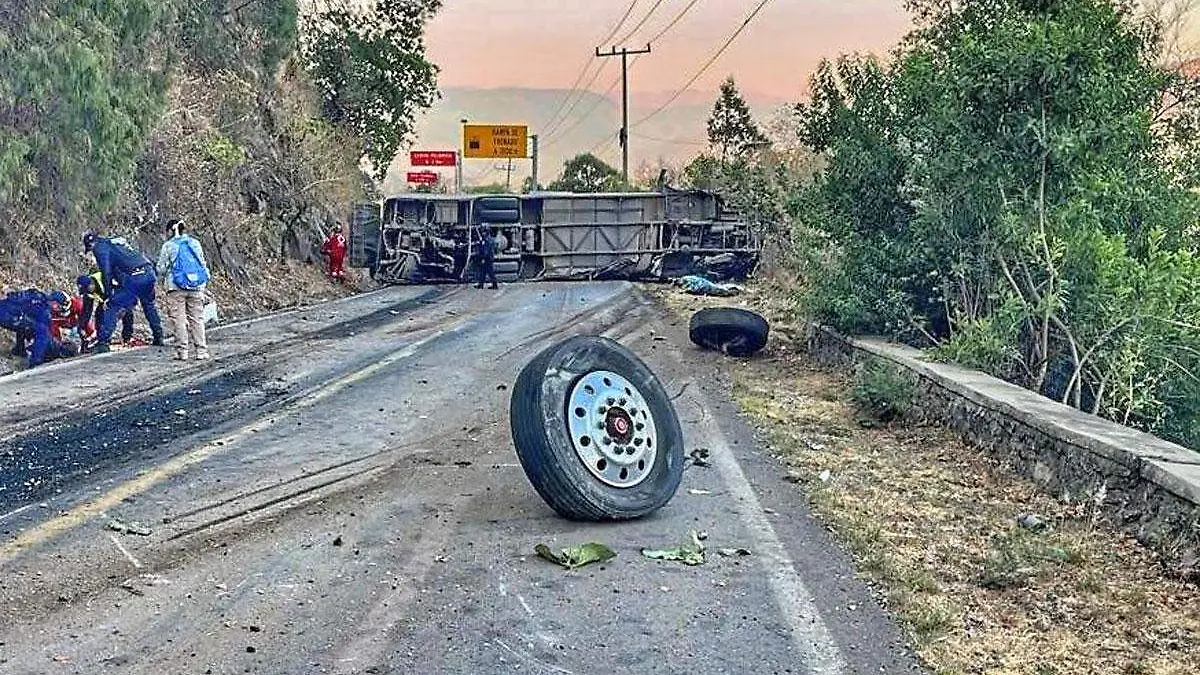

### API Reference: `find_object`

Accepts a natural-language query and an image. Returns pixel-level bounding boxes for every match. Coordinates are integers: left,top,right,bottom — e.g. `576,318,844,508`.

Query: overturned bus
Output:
348,188,761,285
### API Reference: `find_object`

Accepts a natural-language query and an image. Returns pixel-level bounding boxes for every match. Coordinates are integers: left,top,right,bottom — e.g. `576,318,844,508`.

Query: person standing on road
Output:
77,271,134,351
83,229,166,354
321,224,348,283
156,219,211,361
474,227,499,290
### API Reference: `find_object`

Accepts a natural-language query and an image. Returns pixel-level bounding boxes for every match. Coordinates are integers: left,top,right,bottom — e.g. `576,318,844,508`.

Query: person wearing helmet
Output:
321,224,348,283
48,289,92,352
82,229,165,353
77,271,133,350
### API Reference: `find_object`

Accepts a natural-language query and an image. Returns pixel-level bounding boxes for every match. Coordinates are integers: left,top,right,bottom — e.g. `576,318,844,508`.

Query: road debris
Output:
106,518,152,536
1017,513,1048,532
686,447,712,468
641,530,706,566
688,488,713,496
534,542,616,570
676,275,743,297
717,547,752,557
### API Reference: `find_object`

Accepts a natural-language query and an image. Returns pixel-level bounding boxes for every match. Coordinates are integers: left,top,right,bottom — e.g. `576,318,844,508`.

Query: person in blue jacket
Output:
82,230,165,353
0,289,58,367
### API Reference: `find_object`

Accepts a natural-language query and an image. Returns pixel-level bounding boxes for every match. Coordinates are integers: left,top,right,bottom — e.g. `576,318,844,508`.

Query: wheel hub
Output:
567,370,658,488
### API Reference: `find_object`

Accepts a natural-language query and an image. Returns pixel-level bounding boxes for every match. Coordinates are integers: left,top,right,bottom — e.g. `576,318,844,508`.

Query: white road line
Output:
108,534,143,569
686,389,848,675
0,504,35,523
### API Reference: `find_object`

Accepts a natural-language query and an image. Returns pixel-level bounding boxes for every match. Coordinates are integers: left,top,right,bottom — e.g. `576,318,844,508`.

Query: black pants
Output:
475,257,497,289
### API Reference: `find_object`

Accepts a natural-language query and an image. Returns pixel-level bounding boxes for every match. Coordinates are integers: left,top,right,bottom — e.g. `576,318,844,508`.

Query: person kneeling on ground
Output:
48,289,93,353
0,288,66,367
77,271,133,351
157,218,212,361
83,229,166,354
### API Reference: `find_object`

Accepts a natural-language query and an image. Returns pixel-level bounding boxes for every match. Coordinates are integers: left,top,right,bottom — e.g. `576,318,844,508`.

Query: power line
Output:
631,0,774,129
540,59,615,141
613,0,667,46
542,58,636,147
631,131,708,146
538,1,641,134
644,0,704,45
541,0,705,147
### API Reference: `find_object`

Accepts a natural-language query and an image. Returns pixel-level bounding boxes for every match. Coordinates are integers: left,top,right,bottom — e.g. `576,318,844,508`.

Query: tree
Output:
791,0,1200,447
301,0,442,180
0,0,175,220
548,153,622,192
633,158,680,190
707,76,768,163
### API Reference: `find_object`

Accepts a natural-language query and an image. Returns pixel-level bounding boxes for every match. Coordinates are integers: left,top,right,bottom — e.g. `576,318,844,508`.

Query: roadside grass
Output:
649,283,1200,675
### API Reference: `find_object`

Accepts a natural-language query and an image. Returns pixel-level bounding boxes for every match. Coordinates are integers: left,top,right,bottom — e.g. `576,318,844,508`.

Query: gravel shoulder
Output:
649,282,1200,675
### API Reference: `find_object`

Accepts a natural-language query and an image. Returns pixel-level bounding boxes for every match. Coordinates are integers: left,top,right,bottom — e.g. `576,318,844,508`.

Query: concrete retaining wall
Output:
806,326,1200,580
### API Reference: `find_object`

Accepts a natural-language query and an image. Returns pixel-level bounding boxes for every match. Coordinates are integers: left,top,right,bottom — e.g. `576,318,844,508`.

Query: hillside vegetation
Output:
0,0,440,314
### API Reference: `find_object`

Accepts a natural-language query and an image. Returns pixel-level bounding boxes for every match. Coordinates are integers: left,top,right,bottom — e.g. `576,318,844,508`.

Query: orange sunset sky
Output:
423,0,913,101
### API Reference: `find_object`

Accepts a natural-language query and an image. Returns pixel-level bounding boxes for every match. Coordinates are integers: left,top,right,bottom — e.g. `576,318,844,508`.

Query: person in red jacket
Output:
321,224,348,283
47,289,92,355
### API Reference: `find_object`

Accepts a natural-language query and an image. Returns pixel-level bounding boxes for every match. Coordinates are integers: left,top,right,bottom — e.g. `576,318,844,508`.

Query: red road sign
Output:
407,171,440,185
410,150,457,167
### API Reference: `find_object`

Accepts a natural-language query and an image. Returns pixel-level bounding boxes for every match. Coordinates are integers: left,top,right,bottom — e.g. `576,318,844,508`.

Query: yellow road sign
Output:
463,124,529,159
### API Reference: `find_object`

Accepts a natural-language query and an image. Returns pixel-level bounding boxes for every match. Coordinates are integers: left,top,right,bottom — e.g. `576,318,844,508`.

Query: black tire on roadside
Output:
688,307,770,357
509,336,685,521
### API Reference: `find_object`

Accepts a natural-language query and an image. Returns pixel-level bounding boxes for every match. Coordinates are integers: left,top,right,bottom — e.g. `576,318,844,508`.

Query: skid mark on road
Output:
0,319,470,564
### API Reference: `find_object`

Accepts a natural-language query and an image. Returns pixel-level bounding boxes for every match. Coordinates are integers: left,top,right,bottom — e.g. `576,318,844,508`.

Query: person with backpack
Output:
83,229,166,353
156,218,211,361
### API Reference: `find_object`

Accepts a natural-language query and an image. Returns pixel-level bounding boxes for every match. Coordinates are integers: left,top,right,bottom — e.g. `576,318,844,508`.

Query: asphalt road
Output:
0,282,923,675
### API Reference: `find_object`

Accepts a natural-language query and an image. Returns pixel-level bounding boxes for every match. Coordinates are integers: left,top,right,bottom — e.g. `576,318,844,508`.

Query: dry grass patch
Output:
647,282,1200,675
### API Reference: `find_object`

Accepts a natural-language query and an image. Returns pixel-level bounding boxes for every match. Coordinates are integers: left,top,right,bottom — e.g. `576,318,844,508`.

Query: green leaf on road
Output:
641,531,706,566
535,542,616,569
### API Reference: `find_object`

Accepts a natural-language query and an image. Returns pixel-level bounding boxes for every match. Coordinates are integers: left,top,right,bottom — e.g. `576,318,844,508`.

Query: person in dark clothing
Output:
474,227,499,290
0,289,60,367
77,272,133,349
82,230,165,353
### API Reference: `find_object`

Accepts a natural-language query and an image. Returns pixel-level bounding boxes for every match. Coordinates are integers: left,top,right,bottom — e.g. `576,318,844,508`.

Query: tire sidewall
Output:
517,336,684,519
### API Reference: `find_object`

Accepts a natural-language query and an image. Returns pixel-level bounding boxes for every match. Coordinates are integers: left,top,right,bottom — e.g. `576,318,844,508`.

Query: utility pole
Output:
596,44,651,184
530,134,539,192
492,159,515,192
457,117,468,193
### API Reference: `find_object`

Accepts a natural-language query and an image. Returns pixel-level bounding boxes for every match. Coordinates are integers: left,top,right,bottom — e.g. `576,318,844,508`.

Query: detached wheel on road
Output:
689,307,769,357
510,336,684,521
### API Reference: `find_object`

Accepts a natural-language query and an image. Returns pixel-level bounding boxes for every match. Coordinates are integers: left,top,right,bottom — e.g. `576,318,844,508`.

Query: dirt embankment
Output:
651,281,1200,675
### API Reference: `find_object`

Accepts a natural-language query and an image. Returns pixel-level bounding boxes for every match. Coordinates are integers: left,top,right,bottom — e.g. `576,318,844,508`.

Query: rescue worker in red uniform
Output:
321,224,348,283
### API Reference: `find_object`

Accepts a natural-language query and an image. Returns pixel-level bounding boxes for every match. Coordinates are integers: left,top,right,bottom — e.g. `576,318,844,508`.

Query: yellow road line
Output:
0,320,467,564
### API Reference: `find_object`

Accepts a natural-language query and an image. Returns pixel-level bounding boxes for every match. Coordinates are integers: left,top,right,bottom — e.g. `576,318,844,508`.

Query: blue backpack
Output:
171,238,210,290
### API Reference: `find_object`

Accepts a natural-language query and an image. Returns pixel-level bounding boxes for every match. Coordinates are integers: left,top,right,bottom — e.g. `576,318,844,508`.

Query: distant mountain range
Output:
381,86,791,193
